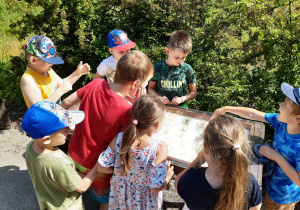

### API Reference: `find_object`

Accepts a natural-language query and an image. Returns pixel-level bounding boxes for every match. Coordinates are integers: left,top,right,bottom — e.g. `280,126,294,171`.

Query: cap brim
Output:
68,111,85,129
113,41,136,51
39,55,64,65
281,83,297,104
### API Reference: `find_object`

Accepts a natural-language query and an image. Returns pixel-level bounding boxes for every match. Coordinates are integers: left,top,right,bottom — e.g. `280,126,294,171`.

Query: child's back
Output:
26,141,83,209
100,133,166,209
212,83,300,208
61,50,154,207
98,94,174,209
22,101,98,210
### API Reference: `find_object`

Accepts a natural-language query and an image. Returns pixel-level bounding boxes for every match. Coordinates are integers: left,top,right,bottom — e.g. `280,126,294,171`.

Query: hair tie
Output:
232,144,241,151
132,119,138,125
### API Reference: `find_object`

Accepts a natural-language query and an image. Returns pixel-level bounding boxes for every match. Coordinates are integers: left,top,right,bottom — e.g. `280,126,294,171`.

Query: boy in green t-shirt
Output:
148,30,197,108
22,101,108,209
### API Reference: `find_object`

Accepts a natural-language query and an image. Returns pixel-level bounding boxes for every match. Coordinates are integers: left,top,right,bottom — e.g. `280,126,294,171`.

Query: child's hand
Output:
166,161,174,181
159,96,170,105
170,96,183,105
211,107,226,118
127,87,147,104
60,80,72,93
77,61,91,76
259,146,282,162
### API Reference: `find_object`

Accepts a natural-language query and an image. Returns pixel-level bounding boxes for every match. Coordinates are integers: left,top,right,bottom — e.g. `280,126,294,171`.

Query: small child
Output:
21,35,90,108
212,83,300,209
148,30,197,108
93,29,136,84
61,50,153,210
97,94,174,209
22,101,99,209
175,114,262,210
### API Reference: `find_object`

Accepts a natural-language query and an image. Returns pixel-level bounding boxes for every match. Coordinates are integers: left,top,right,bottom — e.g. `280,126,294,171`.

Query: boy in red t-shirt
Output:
61,50,153,210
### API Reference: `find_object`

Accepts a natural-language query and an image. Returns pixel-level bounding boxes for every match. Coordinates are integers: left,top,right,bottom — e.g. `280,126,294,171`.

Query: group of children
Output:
19,29,300,210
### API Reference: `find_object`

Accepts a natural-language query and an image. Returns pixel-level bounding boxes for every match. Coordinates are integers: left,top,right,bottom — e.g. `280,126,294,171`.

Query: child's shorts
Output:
265,193,299,210
72,159,112,204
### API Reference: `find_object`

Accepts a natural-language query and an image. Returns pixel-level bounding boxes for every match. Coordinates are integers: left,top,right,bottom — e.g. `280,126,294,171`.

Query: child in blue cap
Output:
21,35,91,108
213,83,300,209
22,101,108,209
93,29,136,84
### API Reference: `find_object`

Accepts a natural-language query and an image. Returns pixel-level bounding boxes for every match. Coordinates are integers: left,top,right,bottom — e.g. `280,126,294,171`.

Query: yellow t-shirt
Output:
21,66,59,108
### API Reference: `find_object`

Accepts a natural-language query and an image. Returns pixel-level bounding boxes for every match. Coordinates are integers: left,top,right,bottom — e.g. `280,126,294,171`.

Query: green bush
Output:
1,0,300,141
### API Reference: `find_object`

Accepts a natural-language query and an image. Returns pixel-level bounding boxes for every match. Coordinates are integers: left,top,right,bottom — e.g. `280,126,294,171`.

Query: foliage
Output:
1,0,300,140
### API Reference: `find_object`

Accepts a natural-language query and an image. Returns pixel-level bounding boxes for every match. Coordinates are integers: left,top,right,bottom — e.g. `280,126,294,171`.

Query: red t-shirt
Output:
68,79,132,169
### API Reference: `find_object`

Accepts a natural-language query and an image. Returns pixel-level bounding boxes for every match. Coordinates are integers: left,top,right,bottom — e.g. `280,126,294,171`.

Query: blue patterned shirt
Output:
265,113,300,204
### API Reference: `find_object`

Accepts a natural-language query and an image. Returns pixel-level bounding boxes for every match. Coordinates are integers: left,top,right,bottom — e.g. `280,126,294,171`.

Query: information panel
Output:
152,106,265,185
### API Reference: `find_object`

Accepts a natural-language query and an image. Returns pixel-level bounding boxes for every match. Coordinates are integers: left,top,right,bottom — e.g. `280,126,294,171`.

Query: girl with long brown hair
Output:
175,114,262,210
97,94,174,210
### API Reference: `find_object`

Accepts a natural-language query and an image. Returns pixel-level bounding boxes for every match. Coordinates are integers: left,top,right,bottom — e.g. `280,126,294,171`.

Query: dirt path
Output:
0,110,184,210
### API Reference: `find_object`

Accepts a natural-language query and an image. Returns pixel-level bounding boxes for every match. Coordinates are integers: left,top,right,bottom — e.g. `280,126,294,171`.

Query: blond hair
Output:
119,94,165,176
114,50,154,84
203,114,249,210
168,30,192,53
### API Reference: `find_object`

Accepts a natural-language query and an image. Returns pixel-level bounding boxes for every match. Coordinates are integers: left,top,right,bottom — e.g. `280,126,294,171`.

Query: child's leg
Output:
100,203,108,210
265,193,299,210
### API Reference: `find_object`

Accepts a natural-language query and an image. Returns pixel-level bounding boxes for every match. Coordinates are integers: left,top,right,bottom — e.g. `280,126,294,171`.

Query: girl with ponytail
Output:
175,114,262,210
97,94,174,210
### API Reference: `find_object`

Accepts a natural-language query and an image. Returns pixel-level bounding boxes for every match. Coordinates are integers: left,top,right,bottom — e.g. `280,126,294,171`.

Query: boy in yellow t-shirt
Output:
21,35,90,108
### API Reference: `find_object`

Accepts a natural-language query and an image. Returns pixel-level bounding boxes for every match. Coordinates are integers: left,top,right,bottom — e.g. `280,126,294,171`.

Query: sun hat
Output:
107,29,136,51
281,83,300,106
21,101,85,139
24,35,64,65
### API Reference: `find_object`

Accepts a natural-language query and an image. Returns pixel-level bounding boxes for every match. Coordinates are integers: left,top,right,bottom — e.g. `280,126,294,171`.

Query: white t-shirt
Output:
96,55,118,84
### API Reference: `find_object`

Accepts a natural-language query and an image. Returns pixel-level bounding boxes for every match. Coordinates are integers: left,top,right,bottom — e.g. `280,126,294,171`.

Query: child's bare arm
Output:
96,162,114,174
148,81,170,104
212,106,267,122
170,83,197,105
21,76,72,107
97,135,118,174
64,61,90,85
61,91,81,110
76,163,98,193
151,141,174,194
249,203,262,210
93,72,103,80
259,146,300,187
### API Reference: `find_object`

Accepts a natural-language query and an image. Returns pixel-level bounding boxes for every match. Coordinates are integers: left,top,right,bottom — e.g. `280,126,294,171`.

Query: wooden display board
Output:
152,106,265,186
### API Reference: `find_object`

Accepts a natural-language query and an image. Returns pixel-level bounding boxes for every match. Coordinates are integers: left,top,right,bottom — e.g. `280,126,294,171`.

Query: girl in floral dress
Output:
97,94,174,210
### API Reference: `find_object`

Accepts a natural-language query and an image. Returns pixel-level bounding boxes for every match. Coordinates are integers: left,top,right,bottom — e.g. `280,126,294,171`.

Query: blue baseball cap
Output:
24,35,64,65
107,29,136,51
22,101,85,139
281,83,300,106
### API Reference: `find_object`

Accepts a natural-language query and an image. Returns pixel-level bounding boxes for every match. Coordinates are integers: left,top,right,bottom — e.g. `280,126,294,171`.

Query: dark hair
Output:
114,50,154,84
203,114,249,210
119,94,165,176
168,30,192,53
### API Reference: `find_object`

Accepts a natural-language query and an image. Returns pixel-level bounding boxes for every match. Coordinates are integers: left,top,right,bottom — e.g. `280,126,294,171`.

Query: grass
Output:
0,0,42,62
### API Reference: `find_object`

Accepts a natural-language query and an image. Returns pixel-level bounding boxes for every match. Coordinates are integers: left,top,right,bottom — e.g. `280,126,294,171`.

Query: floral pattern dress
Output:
98,132,167,210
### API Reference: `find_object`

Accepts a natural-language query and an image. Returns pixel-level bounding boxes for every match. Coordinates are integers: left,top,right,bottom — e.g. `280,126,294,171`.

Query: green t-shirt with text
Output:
150,60,196,103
